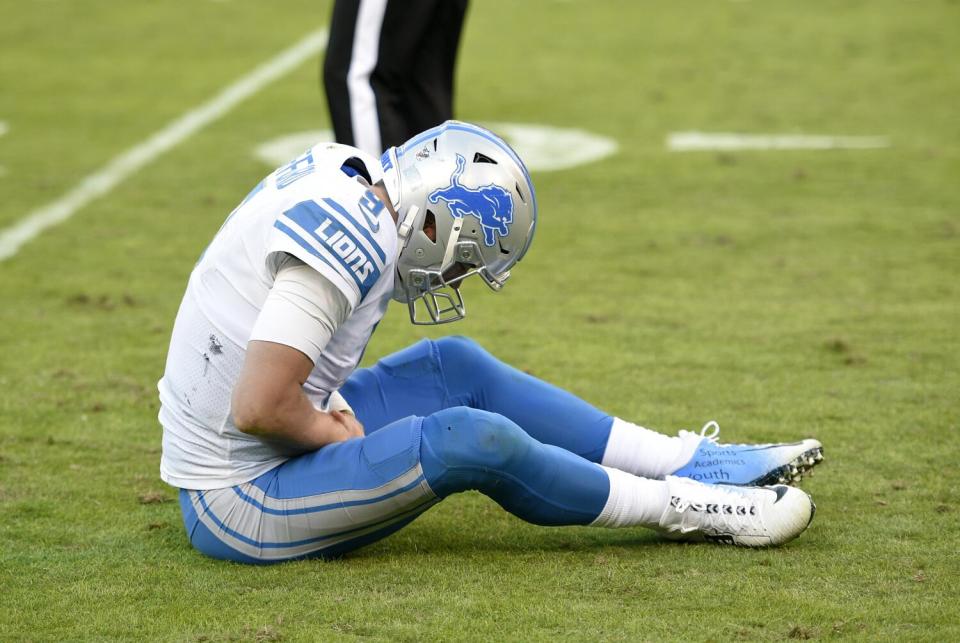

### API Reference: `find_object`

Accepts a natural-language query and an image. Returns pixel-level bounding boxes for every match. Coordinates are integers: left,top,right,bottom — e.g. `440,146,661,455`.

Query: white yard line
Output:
0,29,328,262
667,131,889,151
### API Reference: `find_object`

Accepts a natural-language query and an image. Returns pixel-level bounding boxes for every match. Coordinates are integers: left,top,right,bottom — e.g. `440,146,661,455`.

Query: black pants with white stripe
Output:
322,0,469,156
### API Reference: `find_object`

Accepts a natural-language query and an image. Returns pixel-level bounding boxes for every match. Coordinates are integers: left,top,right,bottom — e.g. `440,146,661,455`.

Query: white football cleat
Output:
657,475,816,547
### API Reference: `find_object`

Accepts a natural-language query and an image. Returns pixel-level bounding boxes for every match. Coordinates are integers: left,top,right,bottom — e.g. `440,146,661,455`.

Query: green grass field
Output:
2,0,959,640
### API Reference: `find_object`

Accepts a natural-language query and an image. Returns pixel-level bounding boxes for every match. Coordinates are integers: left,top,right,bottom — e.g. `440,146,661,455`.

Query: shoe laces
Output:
698,420,720,441
681,420,777,449
670,482,765,536
677,420,721,443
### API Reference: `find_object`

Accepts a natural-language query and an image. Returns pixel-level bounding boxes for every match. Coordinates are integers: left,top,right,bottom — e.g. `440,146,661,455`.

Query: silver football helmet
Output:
380,121,538,324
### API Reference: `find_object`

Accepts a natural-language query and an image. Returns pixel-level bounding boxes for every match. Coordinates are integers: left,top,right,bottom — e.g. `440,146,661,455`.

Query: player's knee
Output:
422,406,530,475
434,335,497,374
459,410,529,471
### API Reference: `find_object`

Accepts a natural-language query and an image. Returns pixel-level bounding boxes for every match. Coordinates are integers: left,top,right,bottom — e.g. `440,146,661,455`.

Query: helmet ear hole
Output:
473,152,497,164
515,183,527,203
422,209,438,244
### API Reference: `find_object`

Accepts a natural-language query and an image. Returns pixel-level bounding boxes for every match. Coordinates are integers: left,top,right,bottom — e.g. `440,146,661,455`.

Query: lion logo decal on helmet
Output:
427,155,514,246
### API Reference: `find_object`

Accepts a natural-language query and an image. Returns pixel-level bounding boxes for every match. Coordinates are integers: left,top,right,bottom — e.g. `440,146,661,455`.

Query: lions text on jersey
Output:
158,144,397,489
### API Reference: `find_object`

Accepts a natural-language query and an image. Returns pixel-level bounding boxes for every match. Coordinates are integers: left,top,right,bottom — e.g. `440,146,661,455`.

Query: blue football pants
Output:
179,337,616,563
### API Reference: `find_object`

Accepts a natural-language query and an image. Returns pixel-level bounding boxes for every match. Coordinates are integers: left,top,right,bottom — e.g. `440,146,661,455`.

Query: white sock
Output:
600,418,700,479
590,466,670,528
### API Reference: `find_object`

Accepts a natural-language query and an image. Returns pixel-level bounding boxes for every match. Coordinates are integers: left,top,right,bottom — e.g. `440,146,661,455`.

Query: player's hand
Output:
331,409,365,440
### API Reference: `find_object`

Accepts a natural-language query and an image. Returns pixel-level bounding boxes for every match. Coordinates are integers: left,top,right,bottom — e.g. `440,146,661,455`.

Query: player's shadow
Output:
346,526,666,560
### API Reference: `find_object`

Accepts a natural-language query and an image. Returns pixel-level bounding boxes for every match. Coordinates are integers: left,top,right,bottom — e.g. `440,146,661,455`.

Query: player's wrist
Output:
329,409,364,438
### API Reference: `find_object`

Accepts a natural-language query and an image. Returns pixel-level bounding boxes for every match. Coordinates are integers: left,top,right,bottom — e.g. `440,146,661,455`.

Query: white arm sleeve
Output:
249,257,352,364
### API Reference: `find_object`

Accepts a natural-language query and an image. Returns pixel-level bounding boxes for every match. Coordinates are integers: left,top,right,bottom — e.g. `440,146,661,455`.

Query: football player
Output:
158,121,824,563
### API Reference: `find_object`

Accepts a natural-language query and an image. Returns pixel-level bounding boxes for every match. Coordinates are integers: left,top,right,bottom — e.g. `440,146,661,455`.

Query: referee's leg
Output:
322,0,465,155
404,0,468,134
322,0,364,148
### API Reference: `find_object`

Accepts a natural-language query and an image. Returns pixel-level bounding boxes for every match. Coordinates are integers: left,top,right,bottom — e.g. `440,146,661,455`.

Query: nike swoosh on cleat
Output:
772,486,789,503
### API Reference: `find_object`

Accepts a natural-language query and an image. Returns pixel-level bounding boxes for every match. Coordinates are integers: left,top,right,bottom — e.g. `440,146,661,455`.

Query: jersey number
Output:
276,150,315,189
358,190,384,232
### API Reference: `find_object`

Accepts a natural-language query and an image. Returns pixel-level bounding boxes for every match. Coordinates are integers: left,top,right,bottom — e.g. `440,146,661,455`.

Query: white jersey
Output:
158,143,397,490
